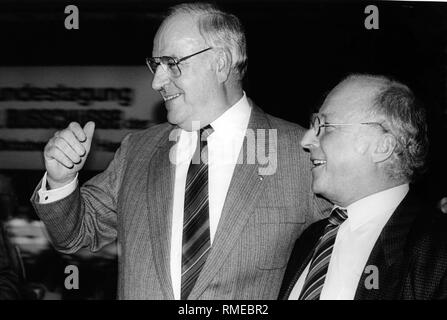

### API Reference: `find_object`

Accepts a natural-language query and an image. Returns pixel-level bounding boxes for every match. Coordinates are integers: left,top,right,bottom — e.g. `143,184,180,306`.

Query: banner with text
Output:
0,66,163,169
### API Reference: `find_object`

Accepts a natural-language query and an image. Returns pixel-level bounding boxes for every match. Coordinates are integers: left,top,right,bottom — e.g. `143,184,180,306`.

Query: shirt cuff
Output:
38,172,78,204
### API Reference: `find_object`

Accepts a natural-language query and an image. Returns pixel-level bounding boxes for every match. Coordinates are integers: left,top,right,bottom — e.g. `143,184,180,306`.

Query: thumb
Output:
83,121,95,142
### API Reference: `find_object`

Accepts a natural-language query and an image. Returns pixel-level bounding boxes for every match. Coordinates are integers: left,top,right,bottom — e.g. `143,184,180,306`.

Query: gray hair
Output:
166,2,247,80
345,74,428,182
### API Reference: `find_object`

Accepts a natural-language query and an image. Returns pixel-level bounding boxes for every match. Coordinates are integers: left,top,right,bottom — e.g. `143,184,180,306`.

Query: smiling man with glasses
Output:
147,5,249,132
31,2,329,300
279,74,447,300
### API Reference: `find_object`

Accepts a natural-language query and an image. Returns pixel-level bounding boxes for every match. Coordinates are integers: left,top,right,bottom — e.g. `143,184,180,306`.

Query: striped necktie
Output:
181,125,214,300
298,207,348,300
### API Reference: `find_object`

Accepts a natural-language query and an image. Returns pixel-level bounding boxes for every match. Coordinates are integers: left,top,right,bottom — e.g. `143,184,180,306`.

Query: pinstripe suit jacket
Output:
31,101,329,299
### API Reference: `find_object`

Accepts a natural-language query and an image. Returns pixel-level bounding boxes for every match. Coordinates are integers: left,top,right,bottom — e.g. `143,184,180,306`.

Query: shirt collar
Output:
345,184,410,230
175,92,251,163
209,91,251,134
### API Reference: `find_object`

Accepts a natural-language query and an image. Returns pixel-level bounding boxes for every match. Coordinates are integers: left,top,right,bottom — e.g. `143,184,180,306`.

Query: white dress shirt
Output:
289,184,409,300
38,92,252,300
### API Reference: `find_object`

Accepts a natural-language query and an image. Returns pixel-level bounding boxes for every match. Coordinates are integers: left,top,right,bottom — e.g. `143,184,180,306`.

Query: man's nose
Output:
151,65,171,91
300,128,320,151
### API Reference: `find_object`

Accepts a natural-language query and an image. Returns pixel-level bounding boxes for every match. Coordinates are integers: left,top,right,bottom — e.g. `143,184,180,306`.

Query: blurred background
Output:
0,0,446,299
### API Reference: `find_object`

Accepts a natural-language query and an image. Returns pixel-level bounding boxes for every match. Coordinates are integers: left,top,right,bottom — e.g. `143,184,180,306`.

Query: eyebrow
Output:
152,52,177,58
319,112,331,121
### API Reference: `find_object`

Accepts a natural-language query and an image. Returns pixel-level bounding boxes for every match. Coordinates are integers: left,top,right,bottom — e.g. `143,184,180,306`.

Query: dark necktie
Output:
298,207,348,300
181,125,214,300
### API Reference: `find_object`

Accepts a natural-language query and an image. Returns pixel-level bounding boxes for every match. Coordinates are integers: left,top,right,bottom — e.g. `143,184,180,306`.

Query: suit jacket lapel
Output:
279,219,328,299
282,249,315,299
354,191,419,300
188,102,273,299
146,125,177,299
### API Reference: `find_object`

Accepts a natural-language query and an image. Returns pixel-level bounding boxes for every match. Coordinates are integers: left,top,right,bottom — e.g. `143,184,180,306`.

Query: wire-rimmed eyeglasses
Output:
310,113,387,137
146,47,213,78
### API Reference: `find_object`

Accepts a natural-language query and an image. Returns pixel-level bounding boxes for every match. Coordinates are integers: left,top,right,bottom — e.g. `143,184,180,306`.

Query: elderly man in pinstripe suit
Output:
31,3,328,299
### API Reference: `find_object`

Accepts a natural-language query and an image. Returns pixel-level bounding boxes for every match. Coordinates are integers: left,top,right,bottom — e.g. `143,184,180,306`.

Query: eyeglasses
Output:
146,47,213,78
310,113,386,137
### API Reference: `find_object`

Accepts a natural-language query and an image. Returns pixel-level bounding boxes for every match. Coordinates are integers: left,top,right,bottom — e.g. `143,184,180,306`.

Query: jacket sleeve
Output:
30,133,132,254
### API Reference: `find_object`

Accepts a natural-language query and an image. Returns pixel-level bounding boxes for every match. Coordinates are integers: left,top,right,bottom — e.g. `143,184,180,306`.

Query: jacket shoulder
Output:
413,211,447,253
264,113,307,136
122,122,173,150
261,113,308,151
127,122,172,143
407,210,447,298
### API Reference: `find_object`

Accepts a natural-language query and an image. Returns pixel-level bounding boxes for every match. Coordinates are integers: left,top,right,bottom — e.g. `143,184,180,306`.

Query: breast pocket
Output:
253,207,306,270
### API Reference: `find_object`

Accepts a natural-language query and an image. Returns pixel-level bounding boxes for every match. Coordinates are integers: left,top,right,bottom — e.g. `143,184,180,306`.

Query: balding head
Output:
300,73,427,206
350,74,427,182
164,2,247,81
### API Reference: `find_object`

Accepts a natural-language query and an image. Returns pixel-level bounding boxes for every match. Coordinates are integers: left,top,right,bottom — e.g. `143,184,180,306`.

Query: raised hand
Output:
44,121,95,189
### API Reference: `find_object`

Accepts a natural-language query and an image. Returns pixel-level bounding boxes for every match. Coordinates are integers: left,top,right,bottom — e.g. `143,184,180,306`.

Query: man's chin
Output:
167,117,194,131
311,180,325,196
166,111,182,126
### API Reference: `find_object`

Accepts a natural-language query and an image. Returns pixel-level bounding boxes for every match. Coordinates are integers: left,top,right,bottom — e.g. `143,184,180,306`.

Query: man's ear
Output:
372,133,397,163
215,48,232,83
